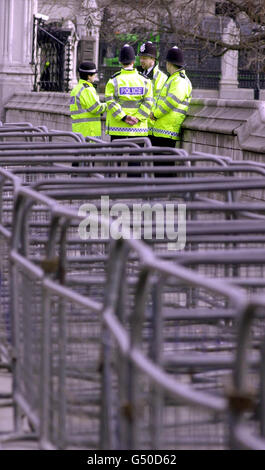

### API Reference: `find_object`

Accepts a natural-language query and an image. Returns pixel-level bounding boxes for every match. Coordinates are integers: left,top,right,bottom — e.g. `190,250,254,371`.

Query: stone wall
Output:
4,92,71,130
182,98,265,164
0,0,37,122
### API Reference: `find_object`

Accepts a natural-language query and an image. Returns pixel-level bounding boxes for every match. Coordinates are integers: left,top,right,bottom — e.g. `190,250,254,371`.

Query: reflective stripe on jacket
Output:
151,70,192,141
105,69,153,136
70,79,106,138
148,64,167,134
152,64,168,98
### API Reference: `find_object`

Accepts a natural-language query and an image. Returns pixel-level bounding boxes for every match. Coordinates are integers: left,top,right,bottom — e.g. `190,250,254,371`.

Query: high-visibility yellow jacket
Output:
148,65,167,134
70,79,106,138
152,64,168,98
151,70,192,141
105,68,153,136
138,64,167,98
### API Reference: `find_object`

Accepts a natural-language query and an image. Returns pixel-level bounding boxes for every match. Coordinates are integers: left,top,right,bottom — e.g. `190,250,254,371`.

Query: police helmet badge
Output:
140,44,145,53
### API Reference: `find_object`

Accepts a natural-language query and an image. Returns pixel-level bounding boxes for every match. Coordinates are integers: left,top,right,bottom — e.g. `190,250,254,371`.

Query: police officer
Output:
105,44,153,141
150,46,192,148
138,41,167,99
70,61,106,138
40,61,51,91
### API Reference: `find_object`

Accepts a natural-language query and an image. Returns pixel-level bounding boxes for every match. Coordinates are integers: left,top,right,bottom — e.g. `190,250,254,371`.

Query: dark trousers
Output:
149,135,177,177
149,135,177,148
110,135,142,177
110,135,129,141
110,135,145,146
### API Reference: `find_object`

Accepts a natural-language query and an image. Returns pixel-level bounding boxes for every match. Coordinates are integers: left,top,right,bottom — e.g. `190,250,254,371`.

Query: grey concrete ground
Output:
0,370,38,450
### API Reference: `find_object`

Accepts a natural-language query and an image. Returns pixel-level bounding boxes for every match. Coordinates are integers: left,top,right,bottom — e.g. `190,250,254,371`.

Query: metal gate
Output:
31,15,71,93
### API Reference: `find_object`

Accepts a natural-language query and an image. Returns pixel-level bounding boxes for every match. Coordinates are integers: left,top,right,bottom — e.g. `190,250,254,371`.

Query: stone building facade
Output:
0,0,100,120
0,0,264,123
38,0,100,87
0,0,38,121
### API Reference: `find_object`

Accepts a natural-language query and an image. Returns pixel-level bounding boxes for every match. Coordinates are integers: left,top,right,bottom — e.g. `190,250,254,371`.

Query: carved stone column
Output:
0,0,37,121
219,19,239,99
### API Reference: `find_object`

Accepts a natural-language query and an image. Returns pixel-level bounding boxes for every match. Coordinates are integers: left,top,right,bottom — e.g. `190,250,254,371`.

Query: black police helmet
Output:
78,61,97,74
139,41,157,58
119,44,135,64
166,46,185,67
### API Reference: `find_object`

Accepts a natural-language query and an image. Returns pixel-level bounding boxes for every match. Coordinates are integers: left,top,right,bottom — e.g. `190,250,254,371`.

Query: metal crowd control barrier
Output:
228,296,265,450
0,170,20,367
0,190,262,448
0,182,252,450
0,124,265,449
6,185,104,449
100,236,252,450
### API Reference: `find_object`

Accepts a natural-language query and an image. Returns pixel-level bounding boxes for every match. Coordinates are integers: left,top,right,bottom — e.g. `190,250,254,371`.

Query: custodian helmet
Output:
139,41,157,58
166,46,185,67
119,44,135,64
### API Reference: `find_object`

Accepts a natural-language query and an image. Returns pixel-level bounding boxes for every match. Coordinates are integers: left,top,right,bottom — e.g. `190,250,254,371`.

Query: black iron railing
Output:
31,16,71,93
188,70,221,89
238,70,265,89
98,66,221,91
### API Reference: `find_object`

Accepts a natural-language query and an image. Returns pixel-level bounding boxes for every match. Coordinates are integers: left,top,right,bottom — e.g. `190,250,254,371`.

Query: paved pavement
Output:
0,370,38,450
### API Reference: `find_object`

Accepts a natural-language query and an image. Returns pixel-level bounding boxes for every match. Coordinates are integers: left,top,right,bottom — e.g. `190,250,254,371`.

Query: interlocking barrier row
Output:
4,184,265,449
0,182,249,448
0,123,265,448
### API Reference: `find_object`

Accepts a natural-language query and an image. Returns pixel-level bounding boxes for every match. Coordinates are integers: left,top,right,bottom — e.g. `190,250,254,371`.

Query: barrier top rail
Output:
28,167,265,189
36,177,265,198
109,136,153,148
0,145,187,155
3,122,34,127
0,141,143,150
84,136,153,148
0,131,87,142
8,165,264,178
0,126,48,133
159,247,265,263
0,150,227,166
191,150,232,163
191,150,265,170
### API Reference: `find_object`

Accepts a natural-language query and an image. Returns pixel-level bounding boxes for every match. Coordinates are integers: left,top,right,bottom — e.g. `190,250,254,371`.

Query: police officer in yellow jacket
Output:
138,41,167,99
105,44,153,140
150,46,192,148
70,61,106,138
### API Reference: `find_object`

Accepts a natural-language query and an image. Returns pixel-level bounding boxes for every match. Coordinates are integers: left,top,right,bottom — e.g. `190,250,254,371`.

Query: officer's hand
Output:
124,116,132,125
130,116,139,125
125,115,138,125
150,112,156,121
